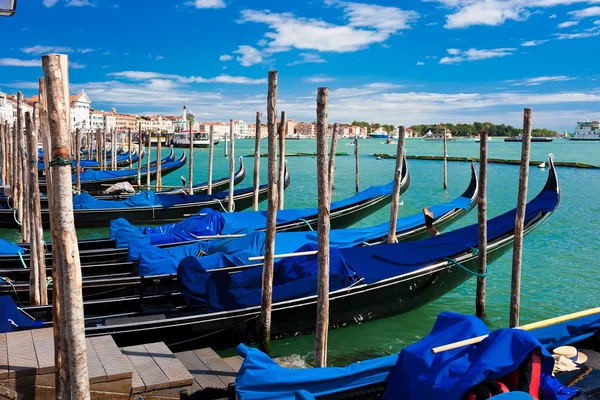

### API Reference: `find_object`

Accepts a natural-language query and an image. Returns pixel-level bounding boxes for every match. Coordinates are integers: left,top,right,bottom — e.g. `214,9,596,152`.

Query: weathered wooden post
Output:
42,53,90,399
16,92,27,242
207,126,214,195
328,123,339,193
75,128,81,192
39,78,53,208
10,122,17,205
228,119,235,212
443,128,448,190
128,128,132,170
137,123,142,185
87,131,92,161
278,111,286,210
252,112,262,211
354,134,359,193
0,123,5,186
315,87,331,367
224,133,228,157
387,126,406,244
146,132,151,190
509,108,533,328
188,121,194,195
111,128,117,170
259,71,278,354
102,127,107,170
476,130,488,319
156,130,163,190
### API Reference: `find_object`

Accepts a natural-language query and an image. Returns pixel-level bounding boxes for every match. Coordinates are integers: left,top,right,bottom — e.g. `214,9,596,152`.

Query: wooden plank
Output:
85,338,106,384
193,348,237,386
143,342,192,389
6,331,37,377
174,351,225,390
117,350,145,394
0,334,8,380
223,356,243,373
31,328,54,374
122,344,170,392
88,335,132,382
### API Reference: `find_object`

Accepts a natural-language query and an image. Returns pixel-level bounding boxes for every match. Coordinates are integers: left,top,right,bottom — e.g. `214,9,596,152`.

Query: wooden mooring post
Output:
188,121,194,195
278,111,286,210
42,53,90,399
156,130,163,190
387,126,406,244
111,128,117,170
259,70,278,355
128,128,132,170
509,108,533,328
252,112,261,210
228,119,235,212
315,87,331,367
9,121,16,206
39,78,53,216
146,132,151,190
354,133,359,193
443,128,448,190
102,127,107,171
17,92,28,242
75,128,81,192
0,122,5,186
476,130,488,319
328,123,338,193
207,126,214,195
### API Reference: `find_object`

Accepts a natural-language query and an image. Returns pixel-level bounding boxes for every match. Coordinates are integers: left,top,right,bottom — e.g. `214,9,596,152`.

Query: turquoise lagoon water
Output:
2,138,599,365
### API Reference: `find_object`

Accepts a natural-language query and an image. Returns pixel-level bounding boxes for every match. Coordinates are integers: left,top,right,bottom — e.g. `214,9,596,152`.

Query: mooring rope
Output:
17,252,27,269
298,218,314,231
443,256,488,278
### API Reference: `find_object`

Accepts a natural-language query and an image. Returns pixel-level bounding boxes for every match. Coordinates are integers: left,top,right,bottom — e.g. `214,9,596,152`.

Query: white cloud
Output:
554,26,600,39
509,75,575,86
257,39,268,46
549,13,557,18
21,45,73,55
102,51,111,56
417,61,425,65
43,0,59,6
569,6,600,18
287,53,327,66
78,48,95,54
426,0,600,29
237,2,418,53
219,54,233,61
439,47,516,64
185,0,225,9
521,39,550,46
107,70,266,84
233,45,263,66
304,75,335,83
0,58,41,67
65,0,94,6
155,56,165,60
70,62,86,69
558,20,579,28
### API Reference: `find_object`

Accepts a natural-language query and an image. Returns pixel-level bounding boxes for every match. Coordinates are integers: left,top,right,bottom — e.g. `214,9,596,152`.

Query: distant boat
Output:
569,118,600,141
539,162,546,169
423,130,458,141
504,135,553,143
172,131,220,148
369,133,389,139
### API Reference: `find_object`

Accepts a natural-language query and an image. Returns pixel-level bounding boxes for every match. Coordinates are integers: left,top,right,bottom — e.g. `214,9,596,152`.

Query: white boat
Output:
171,131,220,148
423,129,458,141
569,117,600,141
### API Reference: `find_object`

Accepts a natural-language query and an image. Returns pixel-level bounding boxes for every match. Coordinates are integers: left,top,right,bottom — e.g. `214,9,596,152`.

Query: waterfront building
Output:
70,89,92,132
0,92,13,123
296,122,317,137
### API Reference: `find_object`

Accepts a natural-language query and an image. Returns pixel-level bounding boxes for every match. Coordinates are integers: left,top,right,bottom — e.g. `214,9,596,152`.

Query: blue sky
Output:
2,0,600,130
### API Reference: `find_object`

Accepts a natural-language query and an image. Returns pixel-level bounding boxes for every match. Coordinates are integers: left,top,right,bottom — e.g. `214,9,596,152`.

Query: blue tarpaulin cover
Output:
73,191,161,210
203,244,356,312
530,314,600,349
0,296,42,333
235,313,572,400
0,238,24,255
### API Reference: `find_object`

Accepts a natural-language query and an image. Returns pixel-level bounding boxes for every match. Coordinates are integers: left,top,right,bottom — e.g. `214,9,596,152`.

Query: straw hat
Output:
553,346,588,364
552,355,579,374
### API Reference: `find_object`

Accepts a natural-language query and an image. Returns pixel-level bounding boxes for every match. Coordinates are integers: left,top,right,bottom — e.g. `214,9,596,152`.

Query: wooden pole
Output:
146,132,151,190
328,123,338,193
128,128,132,170
75,128,81,192
443,128,448,190
476,130,488,319
228,119,235,212
224,133,228,157
259,70,278,355
156,130,163,190
252,112,261,211
16,92,27,242
387,126,406,244
9,121,16,204
42,53,90,399
39,78,53,211
0,122,5,187
278,111,286,210
87,131,91,161
188,121,194,195
2,122,7,193
315,87,331,367
111,128,116,170
354,133,359,193
207,126,214,195
137,133,143,186
102,127,107,170
509,108,532,328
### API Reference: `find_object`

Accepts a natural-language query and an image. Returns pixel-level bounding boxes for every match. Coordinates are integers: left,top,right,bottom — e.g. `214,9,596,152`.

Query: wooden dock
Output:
0,328,242,399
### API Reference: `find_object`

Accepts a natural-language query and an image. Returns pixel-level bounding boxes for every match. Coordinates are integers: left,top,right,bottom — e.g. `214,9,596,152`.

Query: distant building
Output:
247,123,268,138
0,92,12,123
70,89,92,131
198,121,229,137
296,122,317,137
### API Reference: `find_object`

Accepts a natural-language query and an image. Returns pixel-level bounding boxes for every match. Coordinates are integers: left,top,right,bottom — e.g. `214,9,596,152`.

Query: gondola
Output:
226,309,600,400
0,154,408,268
0,162,477,297
37,149,142,177
15,155,558,352
36,150,183,193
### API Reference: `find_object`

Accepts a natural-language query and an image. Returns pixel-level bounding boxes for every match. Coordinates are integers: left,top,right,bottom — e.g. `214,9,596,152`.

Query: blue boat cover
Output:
235,313,573,400
530,314,600,349
0,238,24,255
339,189,559,284
73,191,161,210
204,244,357,312
0,296,43,333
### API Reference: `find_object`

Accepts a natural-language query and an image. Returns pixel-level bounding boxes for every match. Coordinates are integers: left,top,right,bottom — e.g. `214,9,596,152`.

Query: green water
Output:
3,138,599,365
